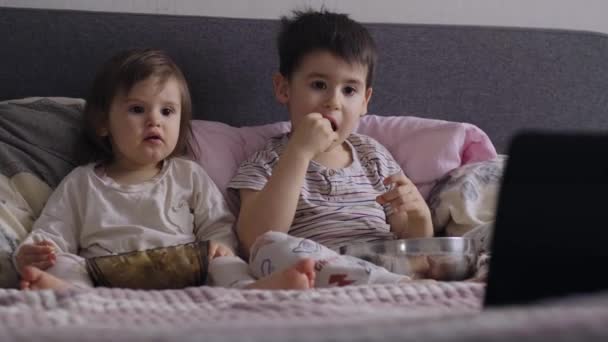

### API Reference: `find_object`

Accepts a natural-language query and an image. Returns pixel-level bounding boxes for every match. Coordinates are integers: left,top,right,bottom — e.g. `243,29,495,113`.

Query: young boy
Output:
228,9,434,286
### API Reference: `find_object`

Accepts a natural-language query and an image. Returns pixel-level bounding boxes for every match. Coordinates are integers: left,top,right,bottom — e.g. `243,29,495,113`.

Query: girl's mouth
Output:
144,134,163,143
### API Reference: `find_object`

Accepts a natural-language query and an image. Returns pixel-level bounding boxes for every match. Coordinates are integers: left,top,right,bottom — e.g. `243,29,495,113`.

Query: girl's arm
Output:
14,240,56,272
192,166,238,253
13,169,83,273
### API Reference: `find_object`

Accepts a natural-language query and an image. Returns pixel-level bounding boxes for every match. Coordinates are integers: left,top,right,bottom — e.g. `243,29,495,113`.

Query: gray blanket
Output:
0,98,89,288
0,98,87,187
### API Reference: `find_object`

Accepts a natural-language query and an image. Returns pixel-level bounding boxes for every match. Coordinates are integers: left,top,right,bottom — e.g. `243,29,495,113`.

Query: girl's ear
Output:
97,125,109,137
96,113,110,137
272,72,289,105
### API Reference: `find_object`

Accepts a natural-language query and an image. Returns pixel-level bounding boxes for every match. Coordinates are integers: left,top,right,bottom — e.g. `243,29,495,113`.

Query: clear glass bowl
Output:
339,237,478,281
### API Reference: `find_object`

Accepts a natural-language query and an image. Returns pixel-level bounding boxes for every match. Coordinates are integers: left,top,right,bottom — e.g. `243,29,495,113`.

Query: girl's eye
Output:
128,106,145,114
311,81,326,90
161,108,174,116
343,86,357,96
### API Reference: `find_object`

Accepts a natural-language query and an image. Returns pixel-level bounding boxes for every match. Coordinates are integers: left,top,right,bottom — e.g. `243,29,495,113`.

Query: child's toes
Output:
19,280,30,290
33,261,54,270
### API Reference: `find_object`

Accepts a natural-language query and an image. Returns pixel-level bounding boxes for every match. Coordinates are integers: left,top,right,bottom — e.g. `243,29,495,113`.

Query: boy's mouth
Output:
322,115,338,132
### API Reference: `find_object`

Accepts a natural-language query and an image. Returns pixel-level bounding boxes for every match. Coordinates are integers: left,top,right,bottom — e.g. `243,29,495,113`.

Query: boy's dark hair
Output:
82,48,195,164
277,9,377,88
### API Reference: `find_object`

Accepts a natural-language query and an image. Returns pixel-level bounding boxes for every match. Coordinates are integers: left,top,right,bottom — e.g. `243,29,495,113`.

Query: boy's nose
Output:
324,91,340,109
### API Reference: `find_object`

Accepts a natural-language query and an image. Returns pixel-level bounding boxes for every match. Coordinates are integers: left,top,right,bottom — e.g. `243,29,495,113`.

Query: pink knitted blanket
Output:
1,282,607,342
0,282,481,340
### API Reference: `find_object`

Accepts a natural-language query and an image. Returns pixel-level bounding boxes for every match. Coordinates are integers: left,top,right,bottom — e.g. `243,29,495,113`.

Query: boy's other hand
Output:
15,241,56,273
290,113,339,159
208,241,235,259
377,172,433,238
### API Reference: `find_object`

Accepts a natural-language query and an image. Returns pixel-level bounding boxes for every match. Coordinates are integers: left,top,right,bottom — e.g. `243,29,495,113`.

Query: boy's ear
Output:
272,72,289,105
361,87,373,116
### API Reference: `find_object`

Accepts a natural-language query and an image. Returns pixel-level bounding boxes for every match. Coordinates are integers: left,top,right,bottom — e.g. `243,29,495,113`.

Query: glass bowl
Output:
339,237,478,281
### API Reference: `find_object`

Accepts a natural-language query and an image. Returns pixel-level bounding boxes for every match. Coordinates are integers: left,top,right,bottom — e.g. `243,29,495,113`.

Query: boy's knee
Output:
250,231,290,254
259,230,289,240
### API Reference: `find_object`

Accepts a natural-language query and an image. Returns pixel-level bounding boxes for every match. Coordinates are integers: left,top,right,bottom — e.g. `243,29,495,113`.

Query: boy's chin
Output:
325,139,349,152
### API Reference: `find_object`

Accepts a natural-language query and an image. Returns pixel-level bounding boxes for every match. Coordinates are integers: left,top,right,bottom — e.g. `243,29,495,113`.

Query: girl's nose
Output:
147,111,162,126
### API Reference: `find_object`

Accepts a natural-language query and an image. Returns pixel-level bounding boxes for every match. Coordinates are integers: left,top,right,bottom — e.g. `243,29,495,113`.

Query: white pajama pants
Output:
209,231,408,288
46,231,408,289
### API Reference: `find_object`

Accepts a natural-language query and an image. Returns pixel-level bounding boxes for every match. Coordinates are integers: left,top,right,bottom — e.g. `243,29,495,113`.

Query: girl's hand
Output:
377,172,433,238
289,113,339,160
15,241,56,273
207,241,235,259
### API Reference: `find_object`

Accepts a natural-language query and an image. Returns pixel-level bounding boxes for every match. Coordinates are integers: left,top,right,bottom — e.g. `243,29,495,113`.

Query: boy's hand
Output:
377,172,433,238
207,241,235,259
15,241,56,273
289,113,339,159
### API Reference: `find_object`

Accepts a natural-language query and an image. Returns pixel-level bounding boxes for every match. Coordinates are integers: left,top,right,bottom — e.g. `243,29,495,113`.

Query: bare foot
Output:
246,259,316,290
408,255,431,279
20,266,71,291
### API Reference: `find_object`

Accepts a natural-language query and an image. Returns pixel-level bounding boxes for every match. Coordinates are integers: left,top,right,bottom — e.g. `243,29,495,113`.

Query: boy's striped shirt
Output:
229,133,401,250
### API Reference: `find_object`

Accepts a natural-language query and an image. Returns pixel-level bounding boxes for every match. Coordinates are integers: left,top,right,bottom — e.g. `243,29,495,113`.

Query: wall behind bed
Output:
2,0,608,33
1,5,608,153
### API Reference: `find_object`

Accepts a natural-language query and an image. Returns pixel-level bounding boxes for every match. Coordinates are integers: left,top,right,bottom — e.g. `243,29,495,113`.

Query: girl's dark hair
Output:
82,48,196,164
277,9,377,88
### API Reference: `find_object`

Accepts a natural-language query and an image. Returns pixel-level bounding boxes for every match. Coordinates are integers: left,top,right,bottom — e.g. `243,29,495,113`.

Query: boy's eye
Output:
311,81,327,90
343,86,357,96
128,105,145,114
161,107,174,116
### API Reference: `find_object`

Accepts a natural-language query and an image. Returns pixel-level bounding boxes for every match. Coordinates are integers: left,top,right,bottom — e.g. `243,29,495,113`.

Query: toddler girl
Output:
14,49,314,291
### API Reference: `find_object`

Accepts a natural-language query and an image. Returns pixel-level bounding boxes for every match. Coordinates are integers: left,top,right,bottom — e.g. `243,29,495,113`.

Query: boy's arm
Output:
237,113,338,256
388,210,433,239
387,211,409,238
369,138,433,239
237,145,311,256
380,173,434,239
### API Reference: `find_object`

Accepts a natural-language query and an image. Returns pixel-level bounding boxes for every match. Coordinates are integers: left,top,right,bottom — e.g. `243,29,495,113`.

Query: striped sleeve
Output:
369,136,402,179
375,140,401,218
355,135,403,217
227,138,282,192
380,143,402,217
352,134,403,179
376,142,402,177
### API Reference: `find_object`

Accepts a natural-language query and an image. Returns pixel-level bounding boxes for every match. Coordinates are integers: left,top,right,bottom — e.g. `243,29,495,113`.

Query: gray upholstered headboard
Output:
2,7,608,152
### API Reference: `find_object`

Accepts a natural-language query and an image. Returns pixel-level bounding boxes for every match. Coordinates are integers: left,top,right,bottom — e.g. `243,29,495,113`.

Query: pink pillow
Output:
355,115,497,198
191,120,290,213
191,115,496,214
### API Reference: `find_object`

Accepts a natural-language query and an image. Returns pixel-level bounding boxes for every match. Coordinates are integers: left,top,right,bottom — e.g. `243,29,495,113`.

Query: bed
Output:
1,7,608,342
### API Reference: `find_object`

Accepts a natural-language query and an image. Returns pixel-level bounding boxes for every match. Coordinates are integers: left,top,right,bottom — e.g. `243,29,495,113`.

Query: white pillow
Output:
428,156,506,237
